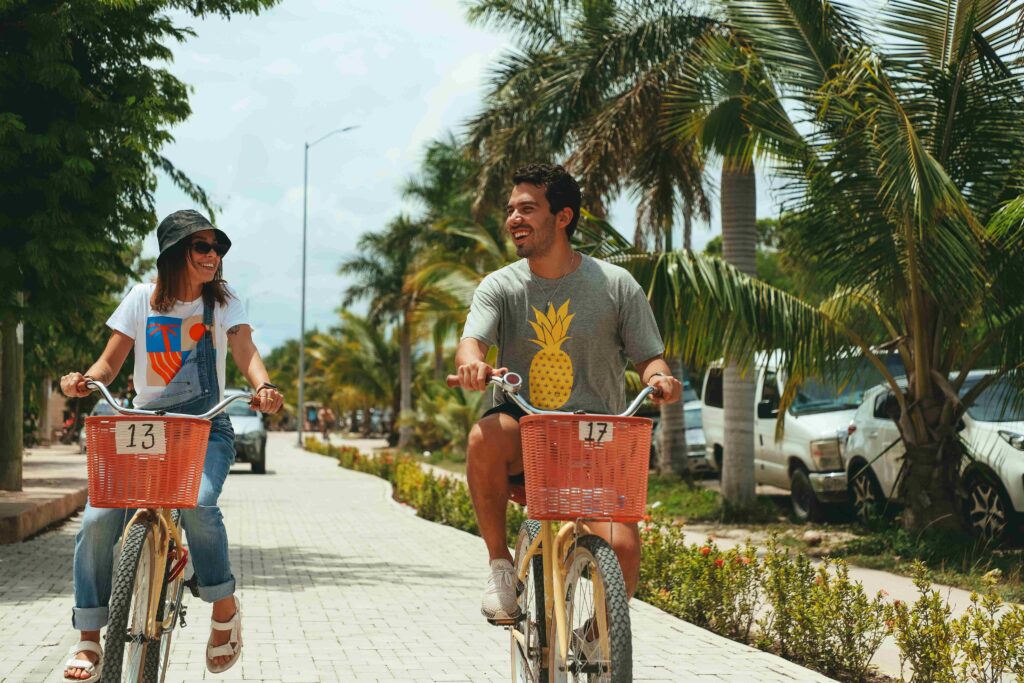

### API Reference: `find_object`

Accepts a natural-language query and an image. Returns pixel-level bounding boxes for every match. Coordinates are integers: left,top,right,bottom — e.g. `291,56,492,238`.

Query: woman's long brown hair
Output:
151,240,232,313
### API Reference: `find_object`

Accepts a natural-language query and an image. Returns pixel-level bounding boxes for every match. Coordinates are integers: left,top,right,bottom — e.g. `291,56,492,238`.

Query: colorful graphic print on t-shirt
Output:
144,314,211,385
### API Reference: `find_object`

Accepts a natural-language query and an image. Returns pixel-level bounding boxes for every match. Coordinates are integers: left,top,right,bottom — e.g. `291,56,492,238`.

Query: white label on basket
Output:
114,421,167,455
578,421,614,444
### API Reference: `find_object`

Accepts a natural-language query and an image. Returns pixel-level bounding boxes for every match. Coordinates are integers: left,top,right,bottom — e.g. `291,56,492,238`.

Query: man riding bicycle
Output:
455,163,681,623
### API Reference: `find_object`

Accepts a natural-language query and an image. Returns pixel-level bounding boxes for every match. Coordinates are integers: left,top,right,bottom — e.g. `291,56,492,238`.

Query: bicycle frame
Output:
468,371,655,680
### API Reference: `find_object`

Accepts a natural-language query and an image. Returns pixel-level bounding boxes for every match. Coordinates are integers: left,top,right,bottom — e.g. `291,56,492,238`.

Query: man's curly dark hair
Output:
512,163,582,240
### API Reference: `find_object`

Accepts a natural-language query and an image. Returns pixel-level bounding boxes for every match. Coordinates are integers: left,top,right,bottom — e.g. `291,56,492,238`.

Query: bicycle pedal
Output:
486,613,522,627
179,605,188,628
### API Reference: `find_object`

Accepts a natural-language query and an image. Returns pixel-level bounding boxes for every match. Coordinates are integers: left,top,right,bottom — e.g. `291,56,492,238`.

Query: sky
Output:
151,0,779,354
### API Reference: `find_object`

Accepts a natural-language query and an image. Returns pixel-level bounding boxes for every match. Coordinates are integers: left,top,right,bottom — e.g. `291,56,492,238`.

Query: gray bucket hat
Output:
156,210,232,263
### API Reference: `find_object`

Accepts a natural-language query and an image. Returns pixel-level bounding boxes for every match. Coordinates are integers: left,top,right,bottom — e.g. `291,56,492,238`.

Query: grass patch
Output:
832,525,1024,603
646,474,782,523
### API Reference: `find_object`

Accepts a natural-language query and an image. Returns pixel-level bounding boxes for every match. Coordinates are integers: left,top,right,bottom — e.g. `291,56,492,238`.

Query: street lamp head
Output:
307,124,360,148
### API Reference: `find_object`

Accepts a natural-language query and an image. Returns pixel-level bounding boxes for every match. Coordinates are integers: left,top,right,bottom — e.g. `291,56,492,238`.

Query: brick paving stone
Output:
0,433,836,682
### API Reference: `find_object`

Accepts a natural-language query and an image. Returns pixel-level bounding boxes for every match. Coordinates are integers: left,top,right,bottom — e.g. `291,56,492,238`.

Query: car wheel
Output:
849,464,885,524
964,474,1012,543
790,467,825,523
251,440,267,475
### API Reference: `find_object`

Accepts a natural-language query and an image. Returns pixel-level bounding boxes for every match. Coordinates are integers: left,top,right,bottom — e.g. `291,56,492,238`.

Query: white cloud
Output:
264,58,300,76
230,96,252,113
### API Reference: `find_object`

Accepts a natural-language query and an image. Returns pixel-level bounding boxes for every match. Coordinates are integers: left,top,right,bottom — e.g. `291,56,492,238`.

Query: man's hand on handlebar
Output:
455,361,508,391
647,374,682,405
60,372,93,398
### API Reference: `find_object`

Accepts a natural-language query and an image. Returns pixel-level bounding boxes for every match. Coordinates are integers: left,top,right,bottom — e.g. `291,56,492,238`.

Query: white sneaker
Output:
481,559,521,621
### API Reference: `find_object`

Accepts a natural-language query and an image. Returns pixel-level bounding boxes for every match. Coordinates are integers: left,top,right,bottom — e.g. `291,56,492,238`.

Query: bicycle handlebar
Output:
445,372,658,417
85,379,252,420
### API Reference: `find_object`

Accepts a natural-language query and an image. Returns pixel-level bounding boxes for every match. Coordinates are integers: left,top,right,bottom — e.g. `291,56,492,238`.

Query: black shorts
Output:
481,402,527,486
482,401,528,422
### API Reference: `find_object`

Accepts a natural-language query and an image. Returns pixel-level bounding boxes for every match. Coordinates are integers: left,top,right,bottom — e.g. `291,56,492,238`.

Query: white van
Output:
701,351,903,521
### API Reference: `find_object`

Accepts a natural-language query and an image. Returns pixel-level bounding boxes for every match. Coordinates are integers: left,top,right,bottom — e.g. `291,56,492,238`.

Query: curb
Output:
0,486,87,544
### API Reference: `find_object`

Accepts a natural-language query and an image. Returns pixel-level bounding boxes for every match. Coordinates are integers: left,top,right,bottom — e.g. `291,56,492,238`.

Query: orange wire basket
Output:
519,414,652,522
84,415,211,509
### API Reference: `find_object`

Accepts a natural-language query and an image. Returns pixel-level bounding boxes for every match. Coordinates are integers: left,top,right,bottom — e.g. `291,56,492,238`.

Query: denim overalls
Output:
72,299,237,630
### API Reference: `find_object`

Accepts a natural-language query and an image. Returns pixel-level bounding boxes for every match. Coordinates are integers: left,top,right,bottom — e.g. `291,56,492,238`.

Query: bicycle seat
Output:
508,472,527,506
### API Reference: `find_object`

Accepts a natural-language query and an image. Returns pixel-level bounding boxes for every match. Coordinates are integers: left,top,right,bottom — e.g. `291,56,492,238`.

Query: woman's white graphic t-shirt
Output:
107,283,248,408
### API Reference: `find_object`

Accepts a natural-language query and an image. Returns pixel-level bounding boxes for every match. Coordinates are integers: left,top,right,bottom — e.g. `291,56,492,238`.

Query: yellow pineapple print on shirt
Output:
528,299,575,409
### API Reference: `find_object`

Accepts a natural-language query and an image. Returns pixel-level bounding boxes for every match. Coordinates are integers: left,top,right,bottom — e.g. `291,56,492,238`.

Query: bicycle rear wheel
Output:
553,535,632,683
511,520,547,682
102,518,158,682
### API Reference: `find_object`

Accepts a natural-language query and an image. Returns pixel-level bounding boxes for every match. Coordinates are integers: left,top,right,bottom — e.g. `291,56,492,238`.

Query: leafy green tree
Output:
0,0,278,489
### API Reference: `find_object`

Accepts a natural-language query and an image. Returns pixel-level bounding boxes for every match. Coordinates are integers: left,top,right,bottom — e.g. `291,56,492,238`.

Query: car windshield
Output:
960,376,1024,423
226,399,258,417
790,354,905,416
685,407,702,430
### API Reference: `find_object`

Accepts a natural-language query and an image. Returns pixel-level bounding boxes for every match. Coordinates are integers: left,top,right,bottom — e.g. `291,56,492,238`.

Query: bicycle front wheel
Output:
553,535,632,683
102,519,158,682
511,520,547,682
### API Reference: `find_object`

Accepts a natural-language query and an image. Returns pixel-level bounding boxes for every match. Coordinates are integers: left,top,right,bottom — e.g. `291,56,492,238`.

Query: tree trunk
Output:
683,204,693,253
39,376,52,445
398,314,413,449
434,332,445,381
720,161,757,509
657,355,689,477
0,311,25,491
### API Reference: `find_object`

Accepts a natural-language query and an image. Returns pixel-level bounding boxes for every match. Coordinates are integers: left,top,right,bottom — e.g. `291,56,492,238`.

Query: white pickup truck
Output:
701,352,903,521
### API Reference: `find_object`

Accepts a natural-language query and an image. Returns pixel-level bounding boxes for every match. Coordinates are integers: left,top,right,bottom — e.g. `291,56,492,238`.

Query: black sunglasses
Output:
191,241,228,257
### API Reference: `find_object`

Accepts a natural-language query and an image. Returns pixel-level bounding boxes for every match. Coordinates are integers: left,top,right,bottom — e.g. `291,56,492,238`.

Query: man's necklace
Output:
532,251,579,309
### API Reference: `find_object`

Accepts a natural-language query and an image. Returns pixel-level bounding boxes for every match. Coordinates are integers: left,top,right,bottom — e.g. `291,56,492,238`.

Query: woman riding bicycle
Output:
59,210,283,682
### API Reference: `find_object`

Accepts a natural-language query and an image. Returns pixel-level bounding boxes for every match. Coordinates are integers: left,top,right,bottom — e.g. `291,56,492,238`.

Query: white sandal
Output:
62,640,103,683
206,595,242,674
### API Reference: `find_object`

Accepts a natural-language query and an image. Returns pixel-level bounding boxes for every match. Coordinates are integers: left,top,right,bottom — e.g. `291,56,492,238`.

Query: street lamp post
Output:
298,125,358,447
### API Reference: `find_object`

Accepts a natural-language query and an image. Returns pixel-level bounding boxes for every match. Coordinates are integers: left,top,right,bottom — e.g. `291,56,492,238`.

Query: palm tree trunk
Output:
0,310,24,491
398,314,413,449
657,354,689,477
720,161,757,509
683,204,693,253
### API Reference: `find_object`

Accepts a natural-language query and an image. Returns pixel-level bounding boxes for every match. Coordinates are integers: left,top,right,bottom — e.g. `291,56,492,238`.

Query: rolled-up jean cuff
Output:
72,606,109,631
196,576,235,603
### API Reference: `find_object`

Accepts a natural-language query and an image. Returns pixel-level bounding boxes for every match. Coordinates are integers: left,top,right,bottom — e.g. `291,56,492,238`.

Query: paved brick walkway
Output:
0,433,834,682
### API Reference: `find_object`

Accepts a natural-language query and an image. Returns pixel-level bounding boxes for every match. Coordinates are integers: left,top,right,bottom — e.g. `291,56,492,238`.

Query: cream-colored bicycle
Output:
82,380,249,682
450,372,655,683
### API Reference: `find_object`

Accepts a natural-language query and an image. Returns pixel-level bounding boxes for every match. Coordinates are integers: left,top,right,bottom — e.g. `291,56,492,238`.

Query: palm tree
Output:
627,0,1024,535
313,311,401,441
464,0,715,478
339,218,423,447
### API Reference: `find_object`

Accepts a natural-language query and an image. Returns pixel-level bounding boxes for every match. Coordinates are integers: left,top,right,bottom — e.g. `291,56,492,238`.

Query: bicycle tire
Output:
102,519,157,682
511,520,547,682
554,534,632,683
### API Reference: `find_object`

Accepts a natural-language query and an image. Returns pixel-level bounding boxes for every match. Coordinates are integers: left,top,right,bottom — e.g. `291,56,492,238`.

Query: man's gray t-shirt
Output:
461,254,665,414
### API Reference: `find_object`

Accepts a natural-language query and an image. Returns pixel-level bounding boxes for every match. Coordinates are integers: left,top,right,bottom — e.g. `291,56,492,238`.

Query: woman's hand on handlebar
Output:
451,361,508,391
251,385,283,414
60,372,92,398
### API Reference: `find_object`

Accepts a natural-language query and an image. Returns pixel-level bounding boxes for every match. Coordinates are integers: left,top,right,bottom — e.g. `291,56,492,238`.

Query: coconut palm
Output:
339,217,424,447
626,0,1024,535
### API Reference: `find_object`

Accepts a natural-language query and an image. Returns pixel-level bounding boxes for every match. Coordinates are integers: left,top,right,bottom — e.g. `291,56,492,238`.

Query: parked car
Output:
701,351,905,521
225,389,267,474
651,400,712,473
78,402,119,453
845,371,1024,541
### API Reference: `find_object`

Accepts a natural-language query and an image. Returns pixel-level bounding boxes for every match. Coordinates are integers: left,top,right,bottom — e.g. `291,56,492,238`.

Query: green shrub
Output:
891,563,957,682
